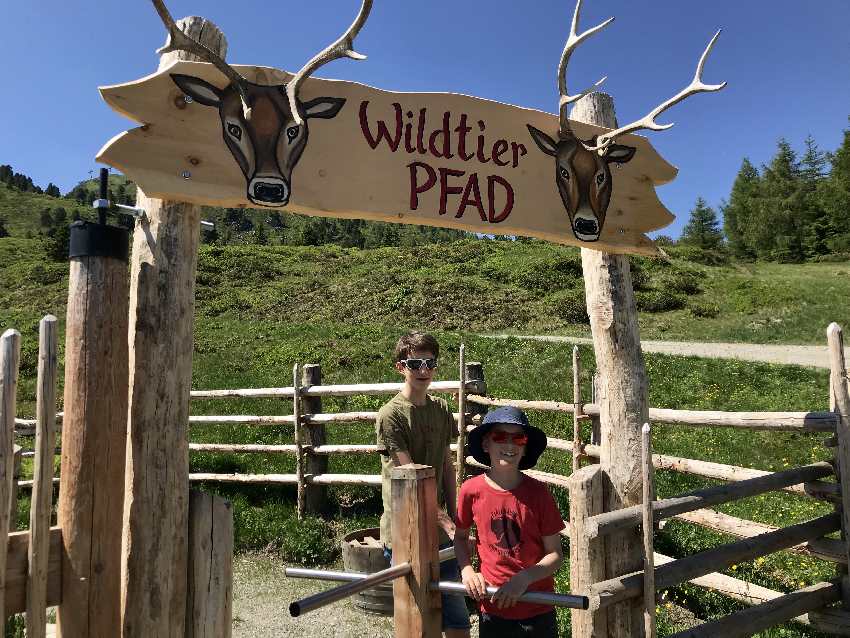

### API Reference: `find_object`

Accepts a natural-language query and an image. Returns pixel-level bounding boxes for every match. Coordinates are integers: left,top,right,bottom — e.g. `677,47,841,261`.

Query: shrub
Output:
668,245,730,266
278,516,338,565
548,288,589,324
689,301,720,318
655,270,703,296
635,290,686,313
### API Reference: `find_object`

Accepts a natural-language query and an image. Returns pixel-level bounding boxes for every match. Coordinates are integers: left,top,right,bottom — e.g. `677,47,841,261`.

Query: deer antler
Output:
557,0,614,138
586,29,726,151
151,0,253,118
286,0,373,126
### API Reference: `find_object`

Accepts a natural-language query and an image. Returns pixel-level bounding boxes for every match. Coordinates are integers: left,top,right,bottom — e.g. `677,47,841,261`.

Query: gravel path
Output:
233,553,480,638
485,335,850,369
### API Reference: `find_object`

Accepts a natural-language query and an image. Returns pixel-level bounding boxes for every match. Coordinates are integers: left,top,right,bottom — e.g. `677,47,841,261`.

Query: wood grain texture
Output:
5,528,62,615
301,364,328,515
568,465,608,638
27,316,58,637
827,322,850,605
120,16,223,638
391,464,441,638
185,491,233,638
0,329,21,621
57,255,129,637
576,91,648,637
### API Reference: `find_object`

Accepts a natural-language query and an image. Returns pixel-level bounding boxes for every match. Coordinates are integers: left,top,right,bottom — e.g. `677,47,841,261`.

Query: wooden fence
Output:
11,335,850,635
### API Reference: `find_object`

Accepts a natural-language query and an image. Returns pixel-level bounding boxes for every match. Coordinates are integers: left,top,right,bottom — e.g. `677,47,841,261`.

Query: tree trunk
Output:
120,16,226,637
575,92,650,637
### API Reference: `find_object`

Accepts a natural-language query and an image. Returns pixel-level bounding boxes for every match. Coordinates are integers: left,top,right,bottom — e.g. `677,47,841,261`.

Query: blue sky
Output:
2,0,848,238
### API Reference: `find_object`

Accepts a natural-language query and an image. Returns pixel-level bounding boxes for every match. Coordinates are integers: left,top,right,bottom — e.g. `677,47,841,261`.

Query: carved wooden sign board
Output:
97,1,724,256
98,64,673,255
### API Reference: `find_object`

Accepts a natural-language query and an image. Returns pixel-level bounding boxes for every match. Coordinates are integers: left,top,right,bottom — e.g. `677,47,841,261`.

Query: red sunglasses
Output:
488,430,528,446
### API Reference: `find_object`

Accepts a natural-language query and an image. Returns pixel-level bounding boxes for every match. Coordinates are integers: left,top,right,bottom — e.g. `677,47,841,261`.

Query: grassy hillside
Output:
2,203,848,634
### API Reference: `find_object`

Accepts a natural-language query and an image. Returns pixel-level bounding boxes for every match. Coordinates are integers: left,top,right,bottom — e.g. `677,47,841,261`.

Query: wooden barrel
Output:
341,527,393,616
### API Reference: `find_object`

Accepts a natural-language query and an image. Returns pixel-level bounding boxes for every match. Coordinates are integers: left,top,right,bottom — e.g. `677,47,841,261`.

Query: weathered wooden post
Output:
0,329,21,622
301,363,328,515
826,323,850,606
391,464,441,638
185,491,233,637
569,464,608,637
57,191,130,637
575,90,650,637
27,315,59,638
120,16,225,636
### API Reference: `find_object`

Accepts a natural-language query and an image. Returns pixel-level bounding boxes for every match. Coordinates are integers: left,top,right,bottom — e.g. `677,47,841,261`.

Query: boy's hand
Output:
460,565,487,601
436,510,456,539
491,571,531,609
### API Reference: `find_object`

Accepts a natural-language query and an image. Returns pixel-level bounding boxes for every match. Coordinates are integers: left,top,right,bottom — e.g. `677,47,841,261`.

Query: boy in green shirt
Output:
376,331,471,637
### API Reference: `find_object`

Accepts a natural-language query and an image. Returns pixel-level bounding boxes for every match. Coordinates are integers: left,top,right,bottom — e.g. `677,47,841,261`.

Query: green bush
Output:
689,301,720,318
548,288,589,324
635,290,687,313
668,245,730,266
278,516,338,565
655,269,703,296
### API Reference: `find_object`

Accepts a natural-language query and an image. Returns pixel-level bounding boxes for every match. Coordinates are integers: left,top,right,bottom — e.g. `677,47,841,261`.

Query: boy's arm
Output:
454,525,486,600
440,451,457,538
490,533,564,609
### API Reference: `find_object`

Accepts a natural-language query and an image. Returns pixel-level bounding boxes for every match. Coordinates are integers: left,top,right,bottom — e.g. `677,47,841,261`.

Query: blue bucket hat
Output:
468,406,547,470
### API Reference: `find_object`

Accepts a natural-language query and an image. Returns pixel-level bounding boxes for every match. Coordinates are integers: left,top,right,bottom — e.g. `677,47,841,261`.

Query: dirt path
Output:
485,335,850,369
233,553,481,638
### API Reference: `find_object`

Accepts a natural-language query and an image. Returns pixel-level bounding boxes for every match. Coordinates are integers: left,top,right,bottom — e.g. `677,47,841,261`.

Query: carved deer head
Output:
151,0,372,207
529,0,725,242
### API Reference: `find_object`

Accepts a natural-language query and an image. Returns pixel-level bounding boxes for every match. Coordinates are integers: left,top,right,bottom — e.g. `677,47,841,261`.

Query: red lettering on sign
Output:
408,161,437,210
492,140,509,166
429,112,454,159
360,101,402,152
488,175,514,223
439,167,465,215
454,114,474,161
476,120,490,164
457,173,486,221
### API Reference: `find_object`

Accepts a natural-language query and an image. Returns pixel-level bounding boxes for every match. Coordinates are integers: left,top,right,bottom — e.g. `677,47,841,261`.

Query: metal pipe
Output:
431,581,589,610
288,562,411,617
285,567,589,610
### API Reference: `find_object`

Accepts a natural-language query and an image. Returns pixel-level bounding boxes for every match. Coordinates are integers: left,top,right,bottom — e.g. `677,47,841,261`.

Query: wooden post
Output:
301,364,327,515
391,464,441,638
465,362,487,419
293,363,305,520
456,344,467,496
573,345,584,473
121,16,226,637
641,424,656,637
591,372,601,446
575,91,650,636
569,464,608,637
58,217,130,637
185,491,233,638
0,329,21,621
827,323,850,607
9,445,21,532
27,316,59,637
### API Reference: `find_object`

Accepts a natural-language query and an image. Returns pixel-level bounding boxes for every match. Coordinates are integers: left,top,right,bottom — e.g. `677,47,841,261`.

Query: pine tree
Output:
721,158,760,259
681,197,723,249
252,223,268,245
45,183,61,197
39,208,54,229
819,119,850,253
799,136,830,258
750,139,805,261
0,217,8,238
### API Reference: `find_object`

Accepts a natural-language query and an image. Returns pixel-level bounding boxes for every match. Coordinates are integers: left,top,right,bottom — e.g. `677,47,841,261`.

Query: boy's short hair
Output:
394,331,440,361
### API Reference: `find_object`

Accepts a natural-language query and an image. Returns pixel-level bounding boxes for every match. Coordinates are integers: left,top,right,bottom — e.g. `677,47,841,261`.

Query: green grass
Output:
3,234,848,636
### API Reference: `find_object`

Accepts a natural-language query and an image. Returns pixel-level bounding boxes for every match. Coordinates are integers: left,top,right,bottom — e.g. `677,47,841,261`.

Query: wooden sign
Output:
98,61,676,255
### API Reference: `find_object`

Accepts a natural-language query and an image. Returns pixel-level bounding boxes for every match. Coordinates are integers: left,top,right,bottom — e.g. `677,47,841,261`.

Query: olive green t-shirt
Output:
376,393,453,548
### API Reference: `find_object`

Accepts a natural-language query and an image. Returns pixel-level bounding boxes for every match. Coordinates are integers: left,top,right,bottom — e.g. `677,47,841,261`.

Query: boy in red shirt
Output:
454,406,564,637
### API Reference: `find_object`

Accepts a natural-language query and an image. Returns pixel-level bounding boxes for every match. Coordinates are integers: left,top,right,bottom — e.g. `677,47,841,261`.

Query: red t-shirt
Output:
456,473,566,619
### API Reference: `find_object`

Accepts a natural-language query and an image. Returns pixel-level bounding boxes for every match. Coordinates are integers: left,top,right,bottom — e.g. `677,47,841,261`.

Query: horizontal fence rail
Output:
586,462,836,538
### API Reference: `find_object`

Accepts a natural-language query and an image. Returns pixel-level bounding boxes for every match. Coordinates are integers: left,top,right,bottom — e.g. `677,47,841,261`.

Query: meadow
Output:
1,235,845,636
